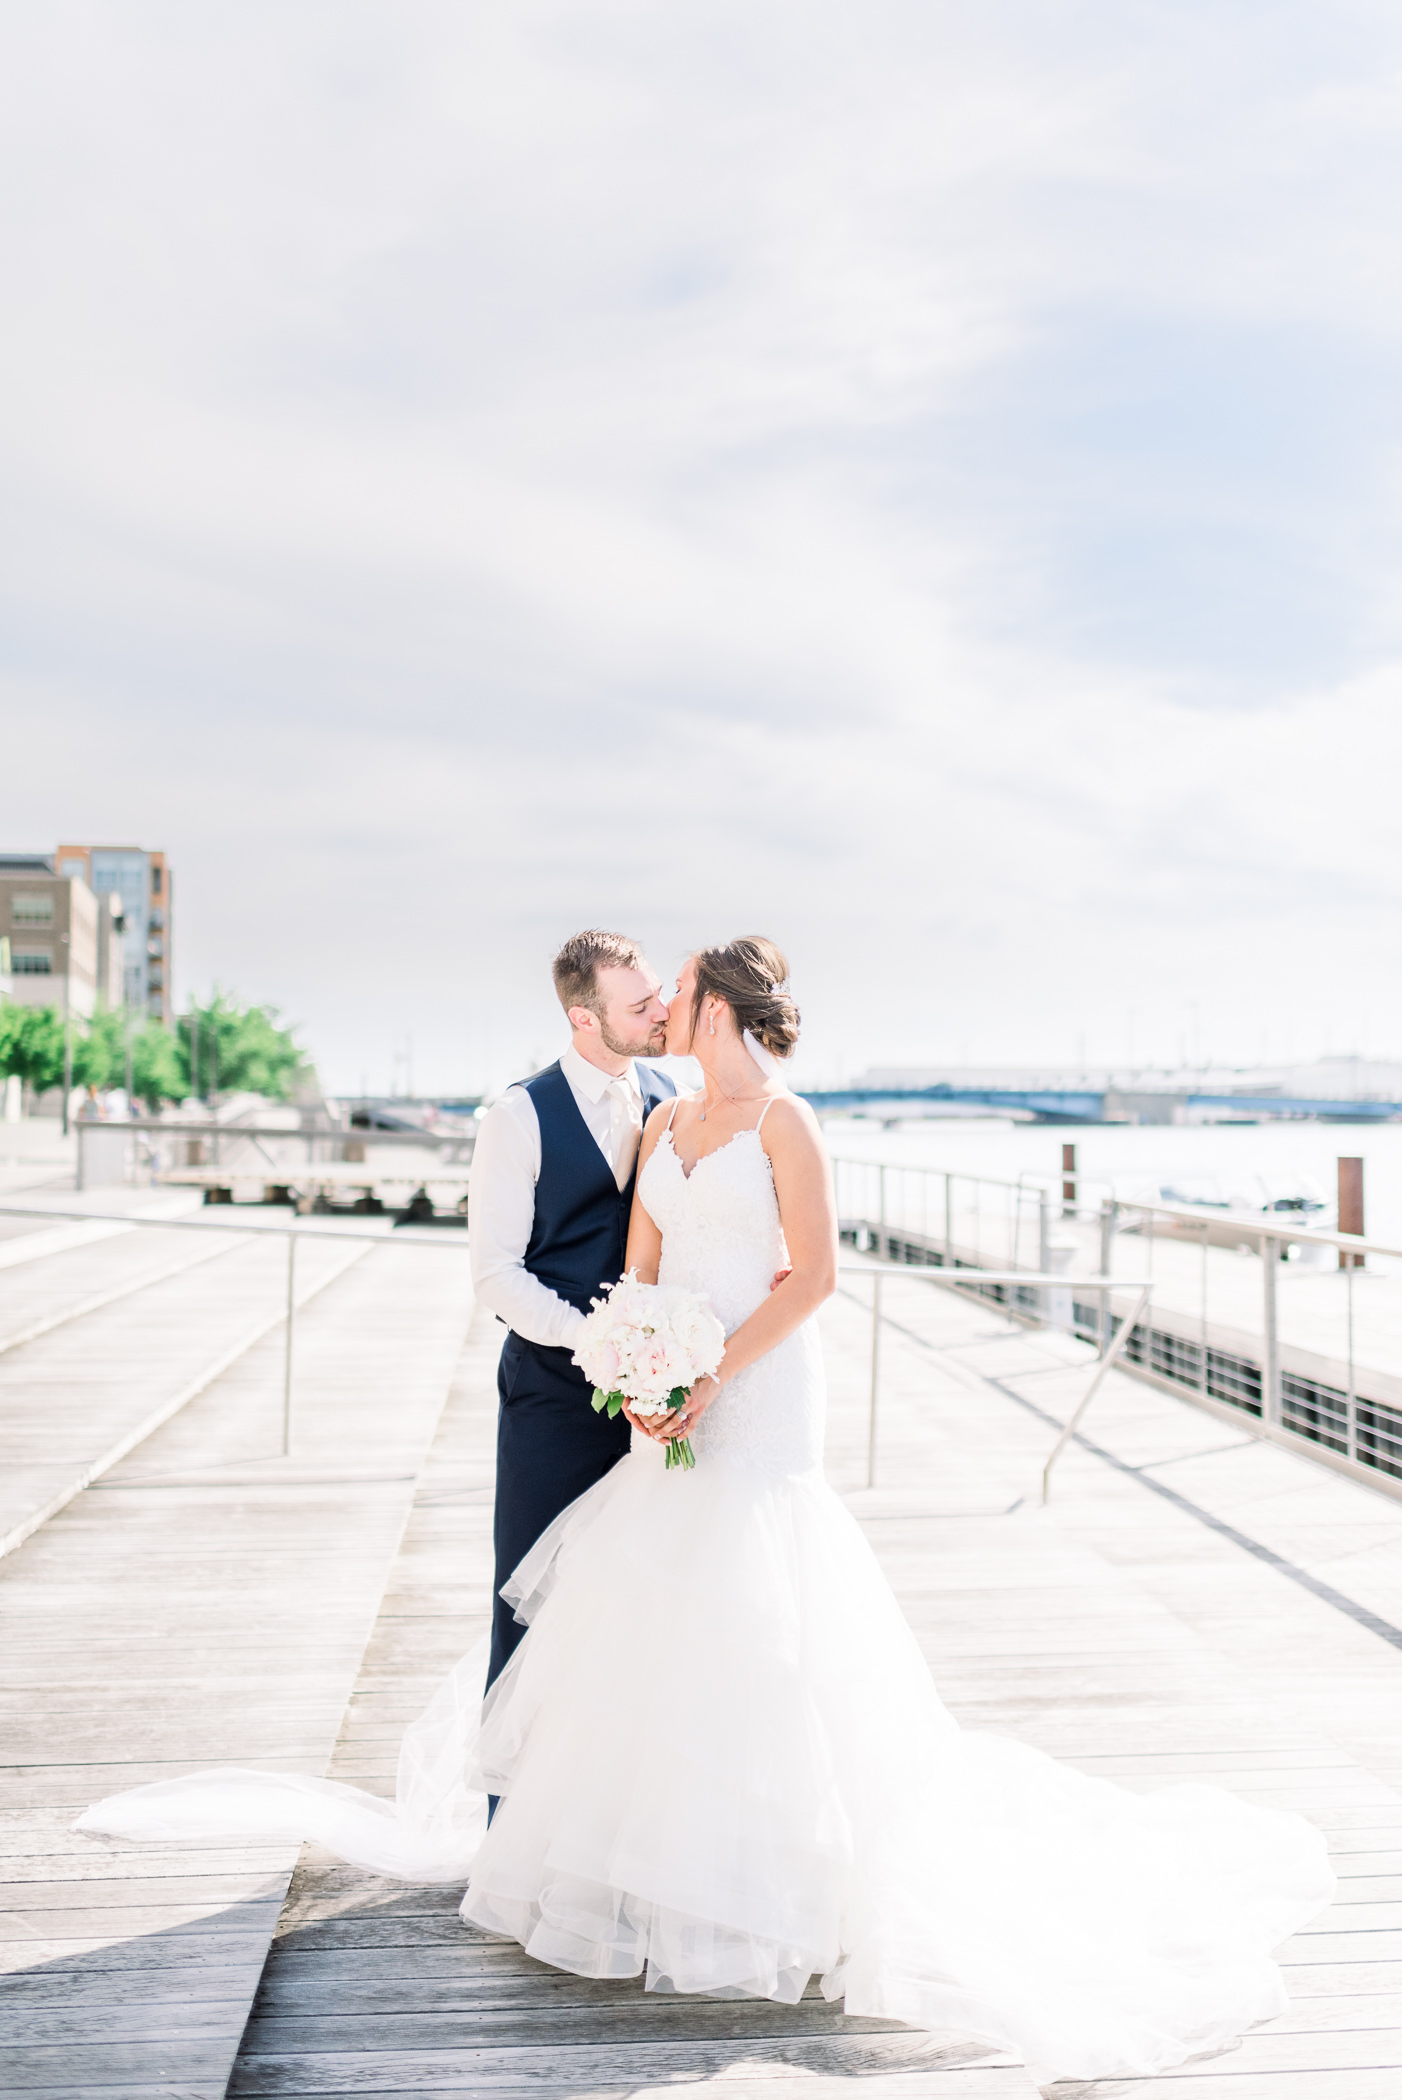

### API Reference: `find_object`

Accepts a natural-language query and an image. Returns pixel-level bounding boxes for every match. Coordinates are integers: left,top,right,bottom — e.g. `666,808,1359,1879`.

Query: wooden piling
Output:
1339,1155,1364,1269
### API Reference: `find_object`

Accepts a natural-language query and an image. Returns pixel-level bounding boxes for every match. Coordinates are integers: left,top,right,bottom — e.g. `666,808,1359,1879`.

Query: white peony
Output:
572,1272,725,1472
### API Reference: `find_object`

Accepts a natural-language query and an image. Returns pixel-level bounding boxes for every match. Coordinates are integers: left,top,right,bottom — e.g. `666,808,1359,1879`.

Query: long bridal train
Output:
79,1425,1333,2088
78,1123,1333,2088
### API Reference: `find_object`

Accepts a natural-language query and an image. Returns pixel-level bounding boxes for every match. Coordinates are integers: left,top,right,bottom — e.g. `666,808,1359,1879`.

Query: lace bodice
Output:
636,1119,825,1476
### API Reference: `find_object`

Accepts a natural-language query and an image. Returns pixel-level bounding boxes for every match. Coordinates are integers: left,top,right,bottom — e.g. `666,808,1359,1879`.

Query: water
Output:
822,1117,1402,1250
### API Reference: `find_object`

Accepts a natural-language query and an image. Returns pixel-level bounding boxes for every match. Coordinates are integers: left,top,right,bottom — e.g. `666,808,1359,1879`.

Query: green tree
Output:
0,1004,65,1094
72,1006,128,1092
129,1020,184,1110
177,993,304,1102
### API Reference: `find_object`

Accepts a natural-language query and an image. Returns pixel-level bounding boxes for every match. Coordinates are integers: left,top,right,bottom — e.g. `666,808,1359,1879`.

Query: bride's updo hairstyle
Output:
690,936,800,1061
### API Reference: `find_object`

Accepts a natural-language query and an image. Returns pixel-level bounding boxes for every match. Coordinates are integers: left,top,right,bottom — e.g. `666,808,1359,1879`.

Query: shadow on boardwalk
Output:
233,1880,1022,2097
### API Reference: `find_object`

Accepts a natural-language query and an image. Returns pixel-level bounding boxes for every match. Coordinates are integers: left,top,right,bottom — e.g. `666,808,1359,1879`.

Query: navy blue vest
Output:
519,1060,676,1319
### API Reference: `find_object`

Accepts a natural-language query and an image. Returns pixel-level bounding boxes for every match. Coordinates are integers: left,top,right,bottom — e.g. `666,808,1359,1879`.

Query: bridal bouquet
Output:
572,1272,725,1472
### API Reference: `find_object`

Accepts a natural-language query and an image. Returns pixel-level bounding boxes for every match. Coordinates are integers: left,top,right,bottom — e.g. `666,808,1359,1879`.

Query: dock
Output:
3,1213,1402,2093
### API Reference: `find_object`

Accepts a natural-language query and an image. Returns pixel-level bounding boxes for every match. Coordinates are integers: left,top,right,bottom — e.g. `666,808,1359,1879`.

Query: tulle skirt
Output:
78,1433,1334,2085
461,1438,1334,2086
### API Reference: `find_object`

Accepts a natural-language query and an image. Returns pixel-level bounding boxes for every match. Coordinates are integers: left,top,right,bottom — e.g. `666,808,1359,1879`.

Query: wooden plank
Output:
3,1998,252,2044
226,2030,1021,2095
2,1961,262,2006
0,1901,287,1941
239,2001,917,2050
0,1932,273,1975
230,2082,1380,2100
0,2040,246,2085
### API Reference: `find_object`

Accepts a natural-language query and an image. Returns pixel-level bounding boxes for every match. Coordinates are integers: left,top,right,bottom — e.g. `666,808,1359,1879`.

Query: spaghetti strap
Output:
666,1096,682,1130
755,1095,781,1134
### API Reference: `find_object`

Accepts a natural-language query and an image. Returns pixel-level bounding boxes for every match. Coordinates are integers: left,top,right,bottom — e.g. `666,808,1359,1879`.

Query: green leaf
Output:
605,1392,624,1418
591,1388,608,1414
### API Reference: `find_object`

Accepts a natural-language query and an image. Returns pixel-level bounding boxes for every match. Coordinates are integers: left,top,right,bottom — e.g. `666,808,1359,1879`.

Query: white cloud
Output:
4,1,1402,1088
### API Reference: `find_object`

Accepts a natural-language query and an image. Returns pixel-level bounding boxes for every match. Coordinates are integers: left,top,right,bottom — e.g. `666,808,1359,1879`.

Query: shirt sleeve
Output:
468,1089,587,1352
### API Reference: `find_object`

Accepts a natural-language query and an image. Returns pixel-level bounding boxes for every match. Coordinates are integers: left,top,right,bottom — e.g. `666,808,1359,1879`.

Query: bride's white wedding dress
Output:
79,1115,1334,2087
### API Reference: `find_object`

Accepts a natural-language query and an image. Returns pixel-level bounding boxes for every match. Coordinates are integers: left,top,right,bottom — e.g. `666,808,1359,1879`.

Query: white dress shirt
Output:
468,1043,648,1351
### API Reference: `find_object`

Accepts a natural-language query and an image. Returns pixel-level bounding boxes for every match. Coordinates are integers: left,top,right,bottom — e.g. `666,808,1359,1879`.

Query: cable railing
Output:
838,1258,1149,1501
14,1159,1402,1545
834,1155,1402,1502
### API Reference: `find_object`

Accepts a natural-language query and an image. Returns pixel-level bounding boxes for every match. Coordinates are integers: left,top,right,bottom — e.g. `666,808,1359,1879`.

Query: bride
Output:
80,936,1333,2088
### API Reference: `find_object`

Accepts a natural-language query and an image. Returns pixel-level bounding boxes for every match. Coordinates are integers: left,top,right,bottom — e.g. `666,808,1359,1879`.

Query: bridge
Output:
797,1083,1402,1124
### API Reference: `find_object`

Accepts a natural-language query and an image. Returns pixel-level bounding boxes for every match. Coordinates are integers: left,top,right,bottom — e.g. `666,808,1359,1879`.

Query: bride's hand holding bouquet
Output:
572,1272,726,1471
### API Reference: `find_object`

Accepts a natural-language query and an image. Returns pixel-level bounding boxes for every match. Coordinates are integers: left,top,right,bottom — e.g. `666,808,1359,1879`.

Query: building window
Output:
58,859,86,878
13,950,53,974
151,865,163,895
11,895,54,924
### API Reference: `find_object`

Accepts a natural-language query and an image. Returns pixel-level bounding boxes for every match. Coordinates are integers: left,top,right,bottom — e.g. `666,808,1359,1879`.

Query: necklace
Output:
698,1079,764,1123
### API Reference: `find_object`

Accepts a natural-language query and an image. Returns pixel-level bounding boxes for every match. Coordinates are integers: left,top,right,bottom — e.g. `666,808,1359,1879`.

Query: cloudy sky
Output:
4,2,1400,1091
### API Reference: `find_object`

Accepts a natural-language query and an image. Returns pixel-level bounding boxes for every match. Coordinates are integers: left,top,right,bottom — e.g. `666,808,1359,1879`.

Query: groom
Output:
469,930,676,1693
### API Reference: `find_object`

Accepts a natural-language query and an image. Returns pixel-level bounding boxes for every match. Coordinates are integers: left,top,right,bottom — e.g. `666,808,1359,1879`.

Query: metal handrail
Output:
1116,1194,1399,1262
77,1118,458,1143
833,1159,1395,1262
0,1201,467,1457
832,1160,1042,1199
0,1201,468,1248
830,1154,1119,1203
34,1195,1366,1505
837,1260,1150,1496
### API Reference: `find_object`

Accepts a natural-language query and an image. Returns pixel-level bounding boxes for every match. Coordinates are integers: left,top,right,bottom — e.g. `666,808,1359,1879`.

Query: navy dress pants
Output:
487,1328,632,1694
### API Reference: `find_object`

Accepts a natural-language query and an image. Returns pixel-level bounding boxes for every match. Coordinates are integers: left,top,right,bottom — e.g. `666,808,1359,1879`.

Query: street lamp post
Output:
60,931,72,1138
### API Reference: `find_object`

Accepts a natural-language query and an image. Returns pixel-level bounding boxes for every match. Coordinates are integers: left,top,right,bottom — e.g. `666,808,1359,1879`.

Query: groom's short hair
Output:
552,930,647,1017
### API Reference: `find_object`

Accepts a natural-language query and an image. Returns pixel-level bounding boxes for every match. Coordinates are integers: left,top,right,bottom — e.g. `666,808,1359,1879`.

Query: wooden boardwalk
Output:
230,1284,1402,2098
0,1207,387,1557
0,1224,474,2095
6,1243,1402,2093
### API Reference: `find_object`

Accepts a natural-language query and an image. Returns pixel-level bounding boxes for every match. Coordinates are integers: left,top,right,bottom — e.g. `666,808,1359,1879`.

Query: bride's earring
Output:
708,1009,716,1035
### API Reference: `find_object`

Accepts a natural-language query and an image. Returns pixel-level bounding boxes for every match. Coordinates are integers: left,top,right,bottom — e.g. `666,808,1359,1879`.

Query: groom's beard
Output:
598,1020,668,1060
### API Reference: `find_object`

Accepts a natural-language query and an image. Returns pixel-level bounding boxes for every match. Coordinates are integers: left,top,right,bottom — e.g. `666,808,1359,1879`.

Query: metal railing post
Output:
1042,1282,1151,1502
282,1231,297,1457
944,1173,953,1268
1346,1258,1357,1463
1200,1219,1210,1397
866,1273,882,1489
1098,1200,1115,1356
877,1164,887,1263
1037,1189,1050,1324
1261,1234,1281,1427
